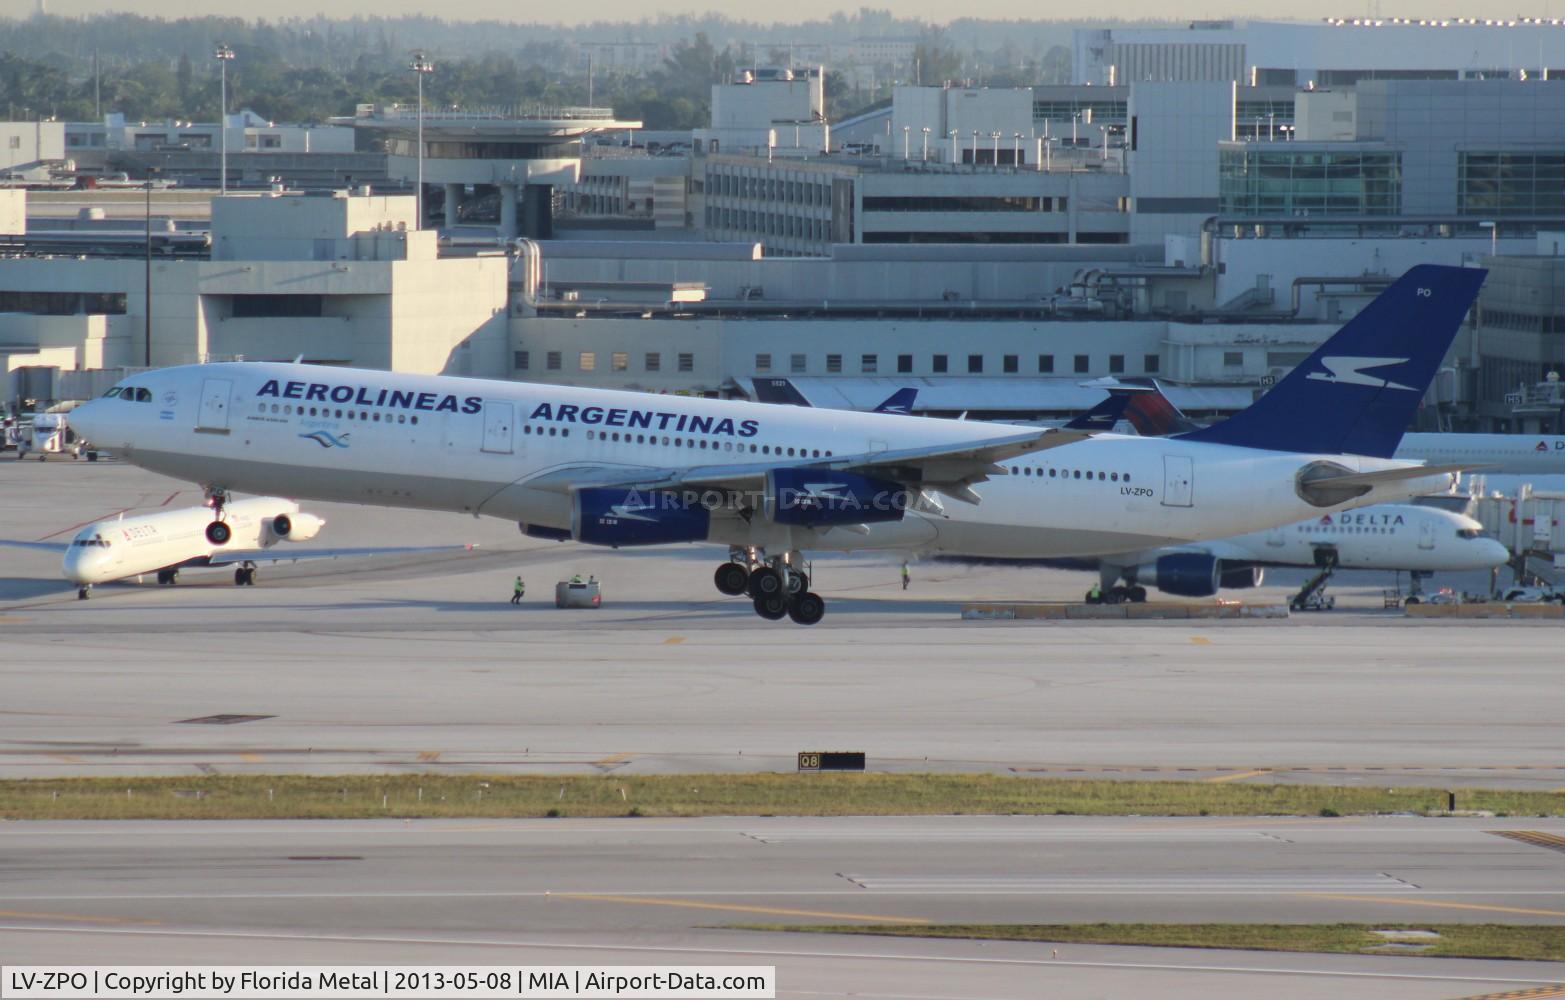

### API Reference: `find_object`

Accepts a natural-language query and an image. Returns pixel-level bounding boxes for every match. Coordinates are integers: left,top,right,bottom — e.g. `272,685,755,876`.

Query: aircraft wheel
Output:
205,521,232,546
77,587,89,601
714,562,749,596
1129,586,1148,603
787,591,825,626
786,570,808,596
1404,596,1420,606
748,566,785,599
753,593,789,620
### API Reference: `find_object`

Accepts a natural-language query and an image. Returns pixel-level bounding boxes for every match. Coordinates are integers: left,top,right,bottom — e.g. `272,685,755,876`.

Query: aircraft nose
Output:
69,399,108,446
1477,538,1510,568
61,546,103,585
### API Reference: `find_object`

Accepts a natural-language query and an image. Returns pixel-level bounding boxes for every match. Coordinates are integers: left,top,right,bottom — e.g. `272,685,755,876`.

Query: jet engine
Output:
266,512,324,544
572,488,711,547
764,468,909,527
1146,552,1263,598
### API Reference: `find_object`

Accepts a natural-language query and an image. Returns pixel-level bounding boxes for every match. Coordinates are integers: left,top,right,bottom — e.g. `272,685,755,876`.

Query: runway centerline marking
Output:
1299,894,1565,918
1204,769,1273,784
554,893,929,924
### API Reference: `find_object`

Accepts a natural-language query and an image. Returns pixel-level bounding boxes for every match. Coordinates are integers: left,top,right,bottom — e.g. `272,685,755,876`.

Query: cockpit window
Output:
136,387,152,402
104,387,122,398
72,535,110,547
110,386,152,402
1457,528,1480,539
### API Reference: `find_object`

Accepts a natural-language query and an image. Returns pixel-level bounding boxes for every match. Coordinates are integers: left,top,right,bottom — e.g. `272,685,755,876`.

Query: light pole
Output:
990,131,1001,166
1480,220,1497,256
902,125,910,159
1012,132,1021,167
143,167,158,367
921,126,930,161
947,129,957,164
213,44,233,195
970,130,979,166
410,50,435,228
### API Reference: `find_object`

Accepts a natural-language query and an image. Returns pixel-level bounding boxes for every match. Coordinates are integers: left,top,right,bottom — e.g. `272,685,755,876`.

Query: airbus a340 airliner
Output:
70,264,1484,624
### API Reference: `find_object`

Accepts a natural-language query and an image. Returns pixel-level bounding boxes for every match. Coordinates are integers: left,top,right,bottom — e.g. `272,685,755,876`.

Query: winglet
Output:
1179,265,1486,457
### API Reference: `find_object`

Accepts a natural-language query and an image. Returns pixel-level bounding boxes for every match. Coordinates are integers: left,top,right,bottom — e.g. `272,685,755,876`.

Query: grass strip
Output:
0,774,1561,820
744,923,1565,962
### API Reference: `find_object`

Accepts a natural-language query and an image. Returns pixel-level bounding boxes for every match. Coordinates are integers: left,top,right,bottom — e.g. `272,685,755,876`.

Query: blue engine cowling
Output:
765,468,909,527
1152,553,1262,597
572,488,710,547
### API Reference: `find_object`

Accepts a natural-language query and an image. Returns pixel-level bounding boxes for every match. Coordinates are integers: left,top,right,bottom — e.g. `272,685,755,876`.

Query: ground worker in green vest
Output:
901,561,911,590
1087,581,1102,603
511,576,525,604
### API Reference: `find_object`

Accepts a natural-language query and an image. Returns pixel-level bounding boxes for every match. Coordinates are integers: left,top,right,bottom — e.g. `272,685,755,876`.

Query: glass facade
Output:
1459,152,1565,216
1219,146,1401,216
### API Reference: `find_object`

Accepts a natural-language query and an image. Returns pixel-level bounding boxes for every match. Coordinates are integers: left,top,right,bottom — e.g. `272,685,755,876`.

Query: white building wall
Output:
1128,81,1233,244
711,76,824,128
0,189,23,234
0,121,66,171
1293,90,1356,141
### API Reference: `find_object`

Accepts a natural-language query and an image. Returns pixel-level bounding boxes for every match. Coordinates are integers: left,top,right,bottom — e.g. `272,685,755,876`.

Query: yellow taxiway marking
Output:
47,754,85,764
1447,987,1565,1000
1189,636,1211,645
0,615,29,623
555,893,928,924
1203,769,1273,784
0,909,160,926
593,752,636,767
663,636,686,645
238,753,263,763
1300,894,1565,919
416,751,441,763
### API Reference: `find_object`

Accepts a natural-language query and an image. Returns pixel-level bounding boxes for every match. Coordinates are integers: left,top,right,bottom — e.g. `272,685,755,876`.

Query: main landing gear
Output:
156,569,179,586
77,585,90,600
204,486,232,546
234,561,257,586
713,548,825,625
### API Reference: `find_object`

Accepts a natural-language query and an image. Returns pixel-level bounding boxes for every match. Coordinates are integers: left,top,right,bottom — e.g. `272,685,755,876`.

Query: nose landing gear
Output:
203,487,232,546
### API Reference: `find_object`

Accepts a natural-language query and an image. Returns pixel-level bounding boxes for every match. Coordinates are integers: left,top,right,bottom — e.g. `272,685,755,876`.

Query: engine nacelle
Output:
267,511,324,544
572,488,710,547
1148,553,1261,597
1219,564,1264,590
1153,552,1221,598
764,468,909,527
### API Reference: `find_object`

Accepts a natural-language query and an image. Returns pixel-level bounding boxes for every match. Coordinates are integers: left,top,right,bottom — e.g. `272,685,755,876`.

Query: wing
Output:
204,544,480,567
523,426,1092,507
0,539,70,553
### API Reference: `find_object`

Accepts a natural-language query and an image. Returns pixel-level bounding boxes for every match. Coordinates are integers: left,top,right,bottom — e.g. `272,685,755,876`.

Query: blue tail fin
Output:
752,378,813,407
1064,392,1131,431
1179,265,1485,457
874,387,918,415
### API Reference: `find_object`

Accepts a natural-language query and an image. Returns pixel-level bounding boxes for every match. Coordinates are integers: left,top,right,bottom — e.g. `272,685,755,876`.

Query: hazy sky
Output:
3,0,1552,25
4,0,1525,27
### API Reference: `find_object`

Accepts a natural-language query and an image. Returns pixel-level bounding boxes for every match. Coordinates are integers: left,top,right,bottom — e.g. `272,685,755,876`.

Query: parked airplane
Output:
1106,376,1565,477
1,497,469,599
1088,503,1507,604
753,378,917,415
753,377,1129,430
69,265,1484,624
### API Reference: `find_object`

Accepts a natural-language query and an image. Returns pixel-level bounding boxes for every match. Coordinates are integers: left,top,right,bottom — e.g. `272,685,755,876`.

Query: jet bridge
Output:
1468,485,1565,587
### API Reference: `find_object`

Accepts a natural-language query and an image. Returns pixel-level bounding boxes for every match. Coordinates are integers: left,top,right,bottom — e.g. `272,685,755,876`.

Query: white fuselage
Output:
1397,433,1565,476
1159,504,1509,572
63,497,300,585
71,362,1457,562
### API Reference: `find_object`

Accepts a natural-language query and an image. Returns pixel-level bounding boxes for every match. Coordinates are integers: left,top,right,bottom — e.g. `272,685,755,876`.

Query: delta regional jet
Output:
70,265,1485,625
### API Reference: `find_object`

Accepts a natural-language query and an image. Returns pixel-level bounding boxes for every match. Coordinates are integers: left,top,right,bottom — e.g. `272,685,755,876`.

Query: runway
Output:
3,816,1565,997
4,460,1565,994
1,460,1562,787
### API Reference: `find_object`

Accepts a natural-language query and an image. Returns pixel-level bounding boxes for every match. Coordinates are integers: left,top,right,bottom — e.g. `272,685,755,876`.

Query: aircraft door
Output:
481,401,514,455
1161,455,1194,508
197,379,232,432
1419,518,1435,550
1265,525,1286,548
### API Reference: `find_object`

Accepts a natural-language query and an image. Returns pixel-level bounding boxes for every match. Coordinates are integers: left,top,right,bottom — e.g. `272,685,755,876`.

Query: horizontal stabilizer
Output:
1296,462,1473,506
